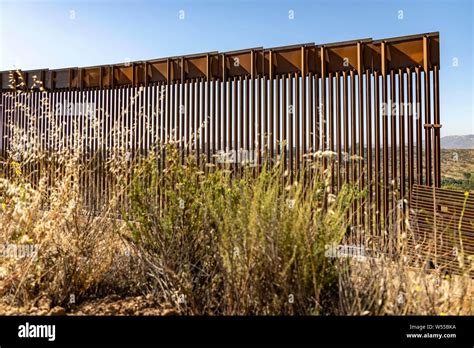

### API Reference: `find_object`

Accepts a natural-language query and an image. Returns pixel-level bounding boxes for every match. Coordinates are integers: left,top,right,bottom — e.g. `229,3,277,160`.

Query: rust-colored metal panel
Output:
388,40,424,70
24,69,46,89
272,46,304,75
225,50,254,77
1,33,440,90
101,66,113,88
114,64,133,86
1,71,13,89
52,69,71,89
170,58,182,82
0,32,443,240
372,32,439,72
71,69,80,89
186,56,207,79
430,35,440,68
410,185,473,277
82,67,101,88
324,39,371,73
149,60,168,82
134,62,147,85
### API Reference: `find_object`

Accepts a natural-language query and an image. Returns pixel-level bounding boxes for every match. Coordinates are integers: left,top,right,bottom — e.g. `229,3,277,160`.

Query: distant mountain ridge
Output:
441,135,474,149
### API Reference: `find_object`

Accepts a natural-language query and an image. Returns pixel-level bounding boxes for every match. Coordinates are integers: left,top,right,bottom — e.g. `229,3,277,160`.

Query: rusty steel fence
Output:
0,32,441,235
410,185,473,276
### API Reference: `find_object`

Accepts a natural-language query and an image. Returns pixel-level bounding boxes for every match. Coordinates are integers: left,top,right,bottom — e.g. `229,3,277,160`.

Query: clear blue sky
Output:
0,0,472,135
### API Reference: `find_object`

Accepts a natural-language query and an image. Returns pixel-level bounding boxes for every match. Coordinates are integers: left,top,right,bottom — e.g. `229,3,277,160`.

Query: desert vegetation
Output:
0,88,472,315
441,149,474,191
0,148,472,315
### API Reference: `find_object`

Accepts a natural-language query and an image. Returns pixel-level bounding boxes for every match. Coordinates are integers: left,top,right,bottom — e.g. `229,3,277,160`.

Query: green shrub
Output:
123,146,356,314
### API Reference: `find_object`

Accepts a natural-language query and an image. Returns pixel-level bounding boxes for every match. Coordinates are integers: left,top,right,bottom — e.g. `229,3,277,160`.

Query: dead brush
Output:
0,85,471,316
335,225,473,315
124,146,357,315
0,93,147,309
0,155,146,309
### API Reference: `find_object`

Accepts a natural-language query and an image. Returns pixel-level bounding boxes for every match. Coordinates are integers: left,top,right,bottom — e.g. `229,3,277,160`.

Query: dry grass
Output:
337,256,472,315
0,147,471,315
0,88,471,315
0,159,145,309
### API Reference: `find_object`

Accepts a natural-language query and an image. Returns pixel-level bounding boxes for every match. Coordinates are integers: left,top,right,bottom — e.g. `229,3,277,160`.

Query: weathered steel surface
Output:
0,32,442,236
410,185,474,276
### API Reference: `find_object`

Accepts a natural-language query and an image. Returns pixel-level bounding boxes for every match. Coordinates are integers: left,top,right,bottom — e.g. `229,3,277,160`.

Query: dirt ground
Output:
441,149,474,180
0,295,179,316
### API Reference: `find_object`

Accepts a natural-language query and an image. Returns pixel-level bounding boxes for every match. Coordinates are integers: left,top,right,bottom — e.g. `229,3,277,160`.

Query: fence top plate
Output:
1,32,439,90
